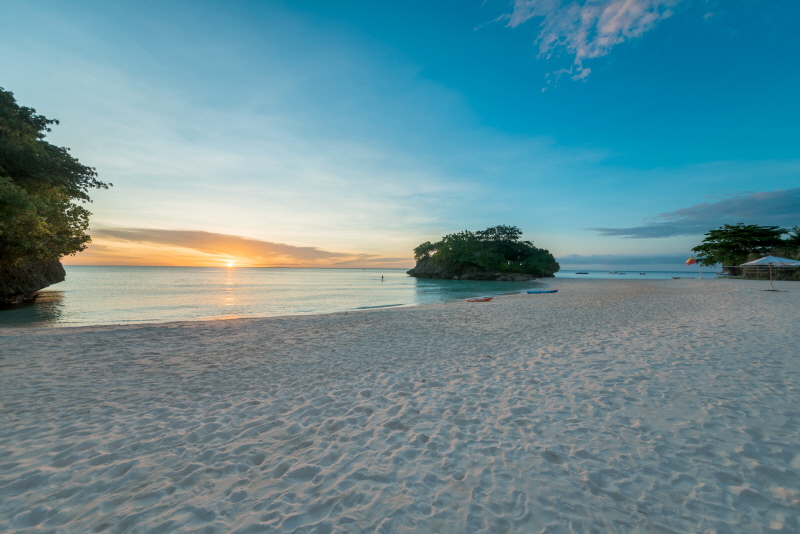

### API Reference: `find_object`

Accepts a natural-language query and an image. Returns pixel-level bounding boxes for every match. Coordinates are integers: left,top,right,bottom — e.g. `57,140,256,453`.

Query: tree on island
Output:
0,88,110,303
691,223,789,267
409,225,559,279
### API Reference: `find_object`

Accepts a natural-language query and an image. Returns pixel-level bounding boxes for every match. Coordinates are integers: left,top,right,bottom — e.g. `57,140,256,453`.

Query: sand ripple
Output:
1,278,799,533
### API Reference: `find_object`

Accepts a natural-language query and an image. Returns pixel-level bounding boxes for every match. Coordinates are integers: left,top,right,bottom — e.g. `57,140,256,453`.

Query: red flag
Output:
686,256,697,265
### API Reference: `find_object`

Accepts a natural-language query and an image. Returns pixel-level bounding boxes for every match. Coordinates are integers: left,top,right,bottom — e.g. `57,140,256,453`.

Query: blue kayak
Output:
527,289,558,294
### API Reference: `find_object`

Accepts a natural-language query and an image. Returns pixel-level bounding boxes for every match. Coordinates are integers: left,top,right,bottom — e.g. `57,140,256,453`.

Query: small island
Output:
407,225,559,280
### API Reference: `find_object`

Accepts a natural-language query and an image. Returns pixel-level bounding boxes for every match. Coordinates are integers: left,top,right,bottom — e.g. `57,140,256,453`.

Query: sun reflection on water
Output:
0,267,546,327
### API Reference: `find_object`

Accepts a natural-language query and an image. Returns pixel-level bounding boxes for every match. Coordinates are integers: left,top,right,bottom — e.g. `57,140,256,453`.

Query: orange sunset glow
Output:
60,229,414,268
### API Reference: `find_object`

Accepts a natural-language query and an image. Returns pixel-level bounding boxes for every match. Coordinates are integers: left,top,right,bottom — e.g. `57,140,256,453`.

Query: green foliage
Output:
771,226,800,262
691,223,788,267
0,88,109,266
413,241,436,261
414,225,559,276
787,226,800,248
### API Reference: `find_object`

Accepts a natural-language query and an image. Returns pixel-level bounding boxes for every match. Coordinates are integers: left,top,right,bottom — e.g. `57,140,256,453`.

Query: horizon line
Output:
63,264,415,269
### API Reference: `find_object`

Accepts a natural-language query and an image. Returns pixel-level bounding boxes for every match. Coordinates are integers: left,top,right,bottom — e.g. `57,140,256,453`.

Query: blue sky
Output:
2,0,798,269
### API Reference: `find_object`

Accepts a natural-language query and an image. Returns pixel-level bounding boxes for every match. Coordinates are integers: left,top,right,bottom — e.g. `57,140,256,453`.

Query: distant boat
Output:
527,289,558,294
466,296,493,302
608,271,616,274
639,272,646,275
617,272,627,275
672,276,681,279
575,271,589,274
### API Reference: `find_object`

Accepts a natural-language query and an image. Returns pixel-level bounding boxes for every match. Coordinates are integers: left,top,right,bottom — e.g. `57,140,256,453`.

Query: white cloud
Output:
0,8,485,255
506,0,683,79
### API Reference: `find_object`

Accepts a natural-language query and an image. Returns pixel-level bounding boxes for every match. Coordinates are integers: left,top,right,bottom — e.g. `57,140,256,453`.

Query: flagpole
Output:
769,264,774,290
686,255,699,277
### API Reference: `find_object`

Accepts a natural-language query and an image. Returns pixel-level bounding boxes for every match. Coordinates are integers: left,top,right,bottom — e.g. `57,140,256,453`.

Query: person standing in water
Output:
381,275,384,281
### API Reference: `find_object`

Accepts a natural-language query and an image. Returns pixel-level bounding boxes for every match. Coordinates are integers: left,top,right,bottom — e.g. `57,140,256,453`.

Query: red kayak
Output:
466,297,493,302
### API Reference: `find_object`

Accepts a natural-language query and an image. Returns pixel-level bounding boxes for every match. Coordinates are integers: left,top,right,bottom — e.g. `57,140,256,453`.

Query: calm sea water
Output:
0,267,710,328
0,266,547,328
555,270,709,280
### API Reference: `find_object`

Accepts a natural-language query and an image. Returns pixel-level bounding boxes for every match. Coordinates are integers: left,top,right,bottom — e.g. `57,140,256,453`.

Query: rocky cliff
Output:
407,257,548,281
0,259,66,304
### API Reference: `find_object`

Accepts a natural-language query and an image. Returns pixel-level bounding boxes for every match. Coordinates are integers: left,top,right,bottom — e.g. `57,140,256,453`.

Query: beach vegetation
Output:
0,88,109,266
412,225,559,277
773,226,800,265
691,223,789,267
413,241,437,260
786,226,800,249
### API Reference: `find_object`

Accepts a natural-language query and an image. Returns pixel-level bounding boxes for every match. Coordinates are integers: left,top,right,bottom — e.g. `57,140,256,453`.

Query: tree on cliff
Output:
0,88,109,267
412,225,559,277
691,223,788,267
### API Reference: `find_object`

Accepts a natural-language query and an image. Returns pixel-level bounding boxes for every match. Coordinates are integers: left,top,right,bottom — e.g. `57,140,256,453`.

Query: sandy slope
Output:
1,278,799,533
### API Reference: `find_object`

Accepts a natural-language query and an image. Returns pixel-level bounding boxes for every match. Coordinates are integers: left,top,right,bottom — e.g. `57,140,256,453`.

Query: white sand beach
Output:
1,278,799,533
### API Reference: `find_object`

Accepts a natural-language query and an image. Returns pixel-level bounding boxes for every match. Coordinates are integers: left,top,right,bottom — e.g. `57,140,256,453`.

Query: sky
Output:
2,0,798,270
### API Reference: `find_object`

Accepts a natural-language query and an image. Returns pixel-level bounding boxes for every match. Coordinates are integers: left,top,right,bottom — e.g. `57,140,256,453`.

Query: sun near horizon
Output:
59,234,415,269
6,0,798,273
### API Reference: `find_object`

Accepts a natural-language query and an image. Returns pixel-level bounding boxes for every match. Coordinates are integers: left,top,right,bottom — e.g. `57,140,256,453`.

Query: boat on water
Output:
639,272,646,275
672,277,681,279
527,289,558,294
617,272,627,275
608,271,616,274
575,271,588,274
466,297,493,302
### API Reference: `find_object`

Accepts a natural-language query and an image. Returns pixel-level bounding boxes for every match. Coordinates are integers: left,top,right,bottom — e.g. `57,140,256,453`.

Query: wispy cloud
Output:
0,5,487,256
73,228,412,268
505,0,683,80
589,188,800,238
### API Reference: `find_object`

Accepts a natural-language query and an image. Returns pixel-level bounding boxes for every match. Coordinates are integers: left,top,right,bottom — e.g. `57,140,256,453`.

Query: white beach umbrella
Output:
740,256,800,291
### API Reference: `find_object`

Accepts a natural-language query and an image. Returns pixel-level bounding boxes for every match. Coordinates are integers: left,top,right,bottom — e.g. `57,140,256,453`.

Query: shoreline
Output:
2,278,799,532
0,283,552,332
0,269,552,330
3,270,723,331
5,273,711,332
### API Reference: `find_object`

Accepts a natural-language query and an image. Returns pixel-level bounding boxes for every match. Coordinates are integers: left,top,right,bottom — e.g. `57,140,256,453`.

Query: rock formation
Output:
0,259,66,304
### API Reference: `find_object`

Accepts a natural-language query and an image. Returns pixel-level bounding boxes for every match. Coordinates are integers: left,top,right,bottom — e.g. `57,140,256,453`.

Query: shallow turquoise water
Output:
554,270,708,280
0,266,547,327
